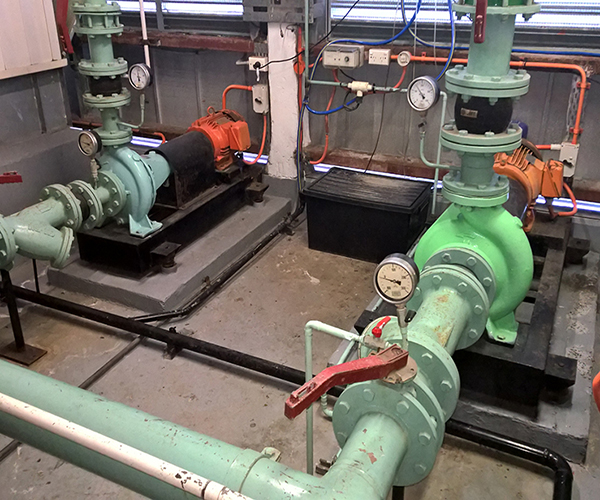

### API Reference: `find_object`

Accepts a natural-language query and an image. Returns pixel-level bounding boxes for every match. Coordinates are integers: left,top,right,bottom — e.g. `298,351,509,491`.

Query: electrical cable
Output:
310,87,336,165
261,0,363,70
434,0,455,80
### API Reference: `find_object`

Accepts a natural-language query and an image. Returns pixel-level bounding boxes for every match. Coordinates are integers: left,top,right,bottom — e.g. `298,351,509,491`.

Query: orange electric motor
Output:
188,107,251,170
494,143,564,232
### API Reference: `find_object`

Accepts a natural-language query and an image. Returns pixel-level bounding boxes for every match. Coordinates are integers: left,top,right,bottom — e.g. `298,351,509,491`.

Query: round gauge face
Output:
407,76,440,112
128,63,152,91
77,131,100,157
374,254,419,305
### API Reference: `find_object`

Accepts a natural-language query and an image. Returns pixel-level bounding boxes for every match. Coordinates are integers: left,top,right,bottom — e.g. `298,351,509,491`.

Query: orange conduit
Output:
244,114,268,166
594,372,600,413
548,183,578,218
222,85,252,110
310,86,336,165
393,66,408,89
536,145,553,150
393,54,588,145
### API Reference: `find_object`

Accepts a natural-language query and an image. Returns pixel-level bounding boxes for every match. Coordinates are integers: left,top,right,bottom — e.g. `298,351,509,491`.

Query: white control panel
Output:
369,48,391,66
322,45,364,70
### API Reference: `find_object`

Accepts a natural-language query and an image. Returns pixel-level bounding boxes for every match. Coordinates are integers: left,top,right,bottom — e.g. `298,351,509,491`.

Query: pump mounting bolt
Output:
458,282,468,293
440,380,453,392
466,257,477,267
442,253,452,263
421,353,433,365
482,277,493,287
396,401,410,415
112,201,119,207
337,401,350,415
469,329,479,339
484,131,495,137
363,389,375,402
459,129,469,136
473,305,484,315
432,275,442,286
418,432,431,446
414,463,427,474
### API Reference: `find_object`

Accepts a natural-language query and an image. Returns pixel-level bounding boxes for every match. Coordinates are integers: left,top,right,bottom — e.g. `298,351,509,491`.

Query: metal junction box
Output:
243,0,314,23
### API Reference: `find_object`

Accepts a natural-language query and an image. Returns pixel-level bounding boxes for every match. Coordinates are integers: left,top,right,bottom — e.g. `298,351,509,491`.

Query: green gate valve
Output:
285,345,412,420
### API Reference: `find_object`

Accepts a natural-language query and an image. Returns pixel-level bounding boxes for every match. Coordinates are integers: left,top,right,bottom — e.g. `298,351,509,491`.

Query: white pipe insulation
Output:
139,0,151,67
0,392,252,500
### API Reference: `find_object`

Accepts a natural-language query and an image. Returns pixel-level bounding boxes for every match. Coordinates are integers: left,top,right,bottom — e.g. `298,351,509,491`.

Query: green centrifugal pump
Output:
0,0,171,271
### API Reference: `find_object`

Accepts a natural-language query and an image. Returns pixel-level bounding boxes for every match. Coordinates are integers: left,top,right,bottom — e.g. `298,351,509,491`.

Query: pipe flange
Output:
52,227,75,269
441,123,522,154
0,217,16,271
359,318,461,420
442,172,510,207
333,378,445,486
83,88,131,108
97,171,127,221
424,248,497,303
411,265,490,349
445,67,531,98
453,2,540,17
68,181,103,231
79,59,128,78
40,185,83,232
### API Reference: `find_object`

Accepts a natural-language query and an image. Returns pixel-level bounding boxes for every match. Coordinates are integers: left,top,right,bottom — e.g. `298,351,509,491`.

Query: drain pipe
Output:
0,392,250,500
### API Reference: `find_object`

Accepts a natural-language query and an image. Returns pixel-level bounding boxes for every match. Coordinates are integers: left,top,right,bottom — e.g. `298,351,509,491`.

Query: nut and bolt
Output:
363,389,375,402
418,432,431,446
440,380,453,392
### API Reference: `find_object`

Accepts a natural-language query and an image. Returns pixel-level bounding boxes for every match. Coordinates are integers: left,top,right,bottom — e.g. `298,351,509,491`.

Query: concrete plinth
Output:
48,195,292,312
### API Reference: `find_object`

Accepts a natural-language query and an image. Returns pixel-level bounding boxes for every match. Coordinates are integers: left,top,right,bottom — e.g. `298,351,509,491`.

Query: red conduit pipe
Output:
393,67,408,89
310,86,336,165
594,372,600,413
222,85,252,110
244,114,267,166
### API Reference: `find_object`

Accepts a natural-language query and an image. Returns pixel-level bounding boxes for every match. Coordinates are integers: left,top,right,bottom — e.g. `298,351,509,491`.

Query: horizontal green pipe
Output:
0,359,407,500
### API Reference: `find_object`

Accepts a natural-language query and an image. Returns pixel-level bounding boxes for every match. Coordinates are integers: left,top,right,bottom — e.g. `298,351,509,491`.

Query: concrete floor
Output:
0,221,598,499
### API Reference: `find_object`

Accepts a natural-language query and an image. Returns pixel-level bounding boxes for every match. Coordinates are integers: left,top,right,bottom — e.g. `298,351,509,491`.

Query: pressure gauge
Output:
374,254,419,305
128,63,152,91
77,130,102,157
407,76,440,112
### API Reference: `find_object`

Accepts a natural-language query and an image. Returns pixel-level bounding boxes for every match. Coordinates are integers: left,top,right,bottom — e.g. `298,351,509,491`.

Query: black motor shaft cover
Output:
454,96,513,135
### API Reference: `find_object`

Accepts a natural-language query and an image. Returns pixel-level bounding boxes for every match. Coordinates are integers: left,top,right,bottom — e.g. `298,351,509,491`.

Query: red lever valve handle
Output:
474,0,487,43
284,345,409,420
0,172,23,184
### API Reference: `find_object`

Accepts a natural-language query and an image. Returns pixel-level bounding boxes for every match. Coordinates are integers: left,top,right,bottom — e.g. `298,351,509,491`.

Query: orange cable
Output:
310,86,336,165
245,114,268,166
393,66,407,89
222,85,252,110
594,372,600,413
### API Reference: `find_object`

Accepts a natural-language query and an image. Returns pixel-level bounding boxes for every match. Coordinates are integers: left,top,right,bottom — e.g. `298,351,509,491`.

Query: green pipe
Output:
459,152,497,187
408,287,471,355
467,14,516,77
0,359,407,500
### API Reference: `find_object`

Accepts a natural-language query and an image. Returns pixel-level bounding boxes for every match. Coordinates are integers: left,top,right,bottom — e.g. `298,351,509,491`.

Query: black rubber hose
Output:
445,420,573,500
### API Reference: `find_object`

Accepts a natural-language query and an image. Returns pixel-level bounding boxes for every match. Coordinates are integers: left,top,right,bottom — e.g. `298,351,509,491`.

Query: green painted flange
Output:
40,185,83,231
0,217,17,270
409,265,489,349
453,1,540,16
83,88,131,109
333,377,444,486
445,67,530,98
441,122,522,154
79,59,128,78
96,171,127,223
68,181,104,231
424,248,496,302
442,175,509,207
359,317,461,420
53,227,75,269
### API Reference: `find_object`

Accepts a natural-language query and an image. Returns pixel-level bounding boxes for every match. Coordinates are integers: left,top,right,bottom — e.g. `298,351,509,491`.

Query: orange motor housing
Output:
494,145,564,232
188,108,251,170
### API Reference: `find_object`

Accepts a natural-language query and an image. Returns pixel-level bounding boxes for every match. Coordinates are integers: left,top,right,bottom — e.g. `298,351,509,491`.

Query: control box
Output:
322,45,364,70
252,84,269,114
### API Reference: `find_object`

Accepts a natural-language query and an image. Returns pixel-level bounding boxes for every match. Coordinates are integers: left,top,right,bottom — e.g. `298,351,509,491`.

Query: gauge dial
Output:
77,130,101,157
128,63,152,91
374,254,419,305
407,76,440,112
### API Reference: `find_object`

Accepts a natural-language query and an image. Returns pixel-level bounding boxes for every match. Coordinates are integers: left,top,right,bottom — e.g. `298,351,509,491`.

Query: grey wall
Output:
0,68,89,215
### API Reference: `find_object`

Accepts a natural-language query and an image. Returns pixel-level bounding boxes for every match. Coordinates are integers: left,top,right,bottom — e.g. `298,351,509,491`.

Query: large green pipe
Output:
0,359,407,500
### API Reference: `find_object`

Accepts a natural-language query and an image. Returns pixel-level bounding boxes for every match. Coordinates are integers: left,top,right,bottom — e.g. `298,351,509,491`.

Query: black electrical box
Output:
303,168,431,263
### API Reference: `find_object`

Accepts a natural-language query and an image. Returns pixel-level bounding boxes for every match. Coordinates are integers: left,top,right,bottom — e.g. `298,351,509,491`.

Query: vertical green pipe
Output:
467,14,516,77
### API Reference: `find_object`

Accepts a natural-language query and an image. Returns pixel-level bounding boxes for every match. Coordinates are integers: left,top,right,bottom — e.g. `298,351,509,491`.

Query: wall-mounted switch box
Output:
322,45,364,70
369,48,391,66
249,56,269,72
252,84,269,114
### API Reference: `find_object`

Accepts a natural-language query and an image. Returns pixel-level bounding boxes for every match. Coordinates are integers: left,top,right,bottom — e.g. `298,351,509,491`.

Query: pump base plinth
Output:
0,341,47,366
487,312,519,345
